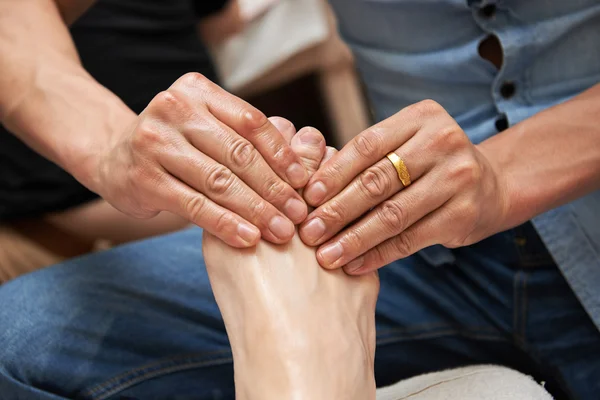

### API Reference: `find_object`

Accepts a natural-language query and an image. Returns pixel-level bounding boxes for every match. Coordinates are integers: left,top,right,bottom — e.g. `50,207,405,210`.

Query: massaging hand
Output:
299,100,507,274
93,73,309,248
203,123,379,400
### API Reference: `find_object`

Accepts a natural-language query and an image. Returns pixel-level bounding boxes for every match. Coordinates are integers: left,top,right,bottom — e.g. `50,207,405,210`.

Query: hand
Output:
299,100,509,274
89,73,310,248
203,126,378,400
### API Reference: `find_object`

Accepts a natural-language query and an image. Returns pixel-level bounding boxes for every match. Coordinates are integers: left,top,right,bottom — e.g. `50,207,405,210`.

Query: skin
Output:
299,87,600,274
0,0,309,249
203,122,379,400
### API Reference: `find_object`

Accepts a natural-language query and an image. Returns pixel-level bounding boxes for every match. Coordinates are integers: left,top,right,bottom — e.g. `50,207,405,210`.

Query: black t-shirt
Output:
0,0,227,221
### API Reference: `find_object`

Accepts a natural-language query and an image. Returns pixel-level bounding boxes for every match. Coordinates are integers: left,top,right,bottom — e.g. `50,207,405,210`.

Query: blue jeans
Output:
1,224,598,400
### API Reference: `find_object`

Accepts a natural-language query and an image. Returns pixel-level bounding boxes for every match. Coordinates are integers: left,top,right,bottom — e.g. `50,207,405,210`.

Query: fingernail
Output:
271,117,293,133
238,223,260,244
284,198,307,223
299,129,323,145
302,218,326,243
286,163,308,187
269,216,295,240
319,242,344,266
305,181,327,205
345,257,364,273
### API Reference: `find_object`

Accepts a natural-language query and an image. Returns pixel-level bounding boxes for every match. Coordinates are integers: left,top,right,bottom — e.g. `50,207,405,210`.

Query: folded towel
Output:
211,0,328,91
375,365,553,400
238,0,280,21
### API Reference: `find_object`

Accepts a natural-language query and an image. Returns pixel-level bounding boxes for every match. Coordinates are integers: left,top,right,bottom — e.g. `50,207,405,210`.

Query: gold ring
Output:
386,152,412,187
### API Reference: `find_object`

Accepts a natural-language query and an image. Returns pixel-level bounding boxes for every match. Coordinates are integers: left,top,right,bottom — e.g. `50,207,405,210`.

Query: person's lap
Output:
0,226,598,400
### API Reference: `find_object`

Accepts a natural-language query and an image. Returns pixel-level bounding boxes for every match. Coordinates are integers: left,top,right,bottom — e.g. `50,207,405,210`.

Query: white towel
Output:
211,0,328,91
237,0,280,21
375,365,553,400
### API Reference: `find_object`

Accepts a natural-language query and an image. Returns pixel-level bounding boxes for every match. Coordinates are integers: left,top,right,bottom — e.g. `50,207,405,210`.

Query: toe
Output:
291,127,326,176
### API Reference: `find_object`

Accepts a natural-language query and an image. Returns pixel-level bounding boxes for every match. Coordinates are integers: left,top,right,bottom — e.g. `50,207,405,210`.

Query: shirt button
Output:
495,114,509,132
480,4,497,18
500,81,516,99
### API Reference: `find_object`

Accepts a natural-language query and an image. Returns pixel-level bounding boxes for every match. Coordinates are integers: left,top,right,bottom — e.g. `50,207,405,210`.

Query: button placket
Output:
479,4,497,19
500,81,516,99
470,1,513,133
494,114,509,132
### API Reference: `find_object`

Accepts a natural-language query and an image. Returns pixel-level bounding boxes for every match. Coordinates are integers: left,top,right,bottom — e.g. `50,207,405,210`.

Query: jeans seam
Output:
512,271,521,343
512,271,528,346
376,323,499,335
521,272,529,341
376,327,506,346
79,352,233,400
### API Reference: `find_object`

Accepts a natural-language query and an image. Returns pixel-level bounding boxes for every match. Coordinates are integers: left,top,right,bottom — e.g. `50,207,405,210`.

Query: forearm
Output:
479,83,600,230
0,0,136,192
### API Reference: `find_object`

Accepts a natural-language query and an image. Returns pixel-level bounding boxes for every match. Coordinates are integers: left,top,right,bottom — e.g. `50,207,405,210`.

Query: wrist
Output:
475,138,517,232
62,102,138,195
476,136,530,233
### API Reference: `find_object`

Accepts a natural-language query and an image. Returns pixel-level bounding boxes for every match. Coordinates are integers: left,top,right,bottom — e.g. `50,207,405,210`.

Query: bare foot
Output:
203,122,379,400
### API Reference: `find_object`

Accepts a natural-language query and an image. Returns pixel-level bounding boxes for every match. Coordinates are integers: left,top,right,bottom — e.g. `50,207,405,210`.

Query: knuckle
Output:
206,165,236,195
358,164,393,199
320,159,346,183
214,211,236,235
341,229,362,251
178,72,210,89
418,99,443,115
435,125,466,150
391,233,414,257
248,199,270,222
132,119,165,150
273,144,296,165
378,201,407,232
354,129,383,158
151,90,180,110
229,139,259,169
372,244,390,266
242,107,268,132
185,195,208,224
451,158,481,186
261,178,287,203
319,202,346,225
404,99,442,119
147,90,193,126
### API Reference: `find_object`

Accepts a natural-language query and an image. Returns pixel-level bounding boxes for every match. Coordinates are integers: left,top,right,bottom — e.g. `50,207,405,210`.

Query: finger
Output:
160,176,261,248
179,108,307,225
303,101,436,206
269,117,296,144
170,73,309,188
300,135,430,247
320,146,338,167
343,211,446,275
290,127,326,176
160,142,295,244
314,169,451,269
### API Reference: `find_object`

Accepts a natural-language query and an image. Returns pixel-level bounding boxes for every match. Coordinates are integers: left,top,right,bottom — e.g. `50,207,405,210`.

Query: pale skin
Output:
203,122,379,400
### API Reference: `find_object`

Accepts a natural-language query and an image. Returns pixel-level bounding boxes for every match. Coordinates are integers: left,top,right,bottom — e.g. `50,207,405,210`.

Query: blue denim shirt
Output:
328,0,600,330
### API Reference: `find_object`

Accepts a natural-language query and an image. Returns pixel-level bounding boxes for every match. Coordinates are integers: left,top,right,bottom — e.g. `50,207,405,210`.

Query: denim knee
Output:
0,269,65,384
